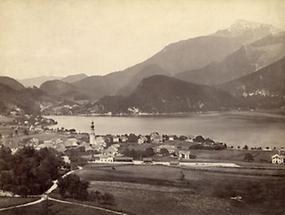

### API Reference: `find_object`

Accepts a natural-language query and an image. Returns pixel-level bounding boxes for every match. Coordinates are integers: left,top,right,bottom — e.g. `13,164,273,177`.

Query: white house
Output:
179,150,191,160
95,136,107,147
119,135,128,143
137,136,147,145
99,155,114,163
64,138,78,148
272,154,285,164
112,136,120,143
103,144,120,156
150,132,163,144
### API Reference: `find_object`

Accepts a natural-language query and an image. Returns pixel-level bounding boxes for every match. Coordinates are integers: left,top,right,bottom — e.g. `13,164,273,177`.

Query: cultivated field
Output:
77,164,285,215
0,200,116,215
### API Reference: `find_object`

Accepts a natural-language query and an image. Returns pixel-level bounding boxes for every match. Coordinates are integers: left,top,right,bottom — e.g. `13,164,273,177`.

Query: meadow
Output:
0,200,115,215
77,164,285,215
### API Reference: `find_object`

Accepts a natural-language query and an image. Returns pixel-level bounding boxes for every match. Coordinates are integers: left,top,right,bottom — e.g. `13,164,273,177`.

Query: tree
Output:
243,145,249,150
160,148,169,156
57,174,89,200
193,135,205,143
144,147,155,157
244,153,254,162
128,133,138,142
0,146,64,196
179,135,187,141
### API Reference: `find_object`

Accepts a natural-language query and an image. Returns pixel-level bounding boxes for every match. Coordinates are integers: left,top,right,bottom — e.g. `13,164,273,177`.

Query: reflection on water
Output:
49,111,285,148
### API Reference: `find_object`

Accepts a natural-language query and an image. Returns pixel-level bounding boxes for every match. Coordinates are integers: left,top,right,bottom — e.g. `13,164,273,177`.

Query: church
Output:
89,121,96,145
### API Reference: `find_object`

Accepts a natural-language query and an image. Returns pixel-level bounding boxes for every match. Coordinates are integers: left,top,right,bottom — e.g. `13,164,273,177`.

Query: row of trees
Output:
123,147,155,159
0,146,65,196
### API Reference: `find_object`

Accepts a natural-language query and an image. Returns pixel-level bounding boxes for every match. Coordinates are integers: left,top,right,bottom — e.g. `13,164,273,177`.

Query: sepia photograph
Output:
0,0,284,214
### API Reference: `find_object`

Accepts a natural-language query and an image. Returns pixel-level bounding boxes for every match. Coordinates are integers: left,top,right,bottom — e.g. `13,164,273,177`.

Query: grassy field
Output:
0,197,38,208
190,149,276,163
77,164,285,215
0,200,116,215
119,141,277,164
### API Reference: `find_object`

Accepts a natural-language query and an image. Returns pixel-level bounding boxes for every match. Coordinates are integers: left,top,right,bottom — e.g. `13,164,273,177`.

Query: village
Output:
1,114,284,166
1,114,285,215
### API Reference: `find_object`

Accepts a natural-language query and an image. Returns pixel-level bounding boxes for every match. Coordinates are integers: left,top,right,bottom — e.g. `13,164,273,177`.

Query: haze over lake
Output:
50,111,285,148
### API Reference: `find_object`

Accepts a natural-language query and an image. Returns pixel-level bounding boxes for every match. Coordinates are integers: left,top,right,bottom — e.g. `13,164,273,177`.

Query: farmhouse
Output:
112,136,120,143
64,138,78,148
137,135,147,144
272,154,285,164
120,135,128,143
150,132,163,143
99,155,114,163
178,150,191,160
156,144,177,154
168,136,175,141
103,144,120,156
95,136,107,147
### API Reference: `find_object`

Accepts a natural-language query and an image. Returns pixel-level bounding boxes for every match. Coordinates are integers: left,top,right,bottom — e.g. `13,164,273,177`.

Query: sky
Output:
0,0,284,79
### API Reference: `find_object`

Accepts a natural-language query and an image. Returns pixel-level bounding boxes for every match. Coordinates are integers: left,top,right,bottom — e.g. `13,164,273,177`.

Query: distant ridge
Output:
61,73,88,83
19,76,63,87
96,75,236,113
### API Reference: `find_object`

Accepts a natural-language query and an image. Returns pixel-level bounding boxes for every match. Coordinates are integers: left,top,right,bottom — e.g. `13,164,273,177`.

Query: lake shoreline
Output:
47,110,285,148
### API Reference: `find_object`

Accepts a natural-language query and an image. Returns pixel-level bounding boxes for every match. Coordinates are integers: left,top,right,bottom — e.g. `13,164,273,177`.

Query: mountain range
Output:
2,20,285,114
19,73,88,87
175,32,285,85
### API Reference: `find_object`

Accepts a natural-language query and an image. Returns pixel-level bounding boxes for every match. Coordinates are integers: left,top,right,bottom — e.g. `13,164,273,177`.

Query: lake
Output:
49,111,285,148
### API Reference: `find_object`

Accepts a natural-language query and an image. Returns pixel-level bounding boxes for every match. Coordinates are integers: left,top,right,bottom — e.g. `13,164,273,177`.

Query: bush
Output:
144,147,155,157
88,190,116,205
57,174,89,200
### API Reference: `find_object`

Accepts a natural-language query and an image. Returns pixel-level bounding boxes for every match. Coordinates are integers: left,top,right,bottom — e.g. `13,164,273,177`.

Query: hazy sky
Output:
0,0,284,79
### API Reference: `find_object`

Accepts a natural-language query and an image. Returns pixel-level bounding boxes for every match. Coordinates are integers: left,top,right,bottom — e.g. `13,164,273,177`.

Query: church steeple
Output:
89,121,95,145
91,121,95,132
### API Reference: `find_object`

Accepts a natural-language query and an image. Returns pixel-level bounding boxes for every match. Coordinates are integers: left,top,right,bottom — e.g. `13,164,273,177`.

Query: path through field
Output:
0,166,127,215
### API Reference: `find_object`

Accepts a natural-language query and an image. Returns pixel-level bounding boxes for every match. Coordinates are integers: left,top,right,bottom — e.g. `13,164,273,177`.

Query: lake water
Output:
49,111,285,148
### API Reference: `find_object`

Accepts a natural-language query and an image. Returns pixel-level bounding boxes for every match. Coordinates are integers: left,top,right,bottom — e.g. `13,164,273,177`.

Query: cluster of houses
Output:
8,120,285,165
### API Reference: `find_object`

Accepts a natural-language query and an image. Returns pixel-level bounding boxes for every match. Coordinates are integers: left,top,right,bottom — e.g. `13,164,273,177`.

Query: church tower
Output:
89,121,96,145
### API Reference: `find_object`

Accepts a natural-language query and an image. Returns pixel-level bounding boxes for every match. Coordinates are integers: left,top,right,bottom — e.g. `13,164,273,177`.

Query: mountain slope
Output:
220,56,285,96
0,76,25,91
61,73,88,83
40,80,89,101
95,75,236,113
70,20,278,99
117,64,170,95
219,57,285,108
175,32,285,85
72,75,123,100
0,83,54,114
144,20,279,76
